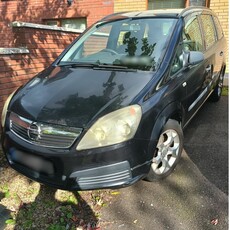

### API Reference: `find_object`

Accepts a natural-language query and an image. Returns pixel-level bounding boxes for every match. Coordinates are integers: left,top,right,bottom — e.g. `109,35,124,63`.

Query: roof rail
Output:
100,11,128,21
179,6,211,17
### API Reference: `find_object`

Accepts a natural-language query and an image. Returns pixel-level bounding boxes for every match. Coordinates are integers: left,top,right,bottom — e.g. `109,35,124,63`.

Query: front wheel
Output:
145,119,183,181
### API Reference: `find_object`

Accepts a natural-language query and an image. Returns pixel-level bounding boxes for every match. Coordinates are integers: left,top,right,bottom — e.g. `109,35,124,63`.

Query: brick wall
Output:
114,0,147,12
210,0,229,73
0,0,113,113
0,0,113,48
0,27,81,112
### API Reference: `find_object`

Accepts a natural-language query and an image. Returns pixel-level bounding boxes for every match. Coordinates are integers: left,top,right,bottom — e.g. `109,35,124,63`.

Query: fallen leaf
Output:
96,198,103,206
211,218,219,225
111,191,120,195
5,219,16,225
133,219,138,224
71,215,78,222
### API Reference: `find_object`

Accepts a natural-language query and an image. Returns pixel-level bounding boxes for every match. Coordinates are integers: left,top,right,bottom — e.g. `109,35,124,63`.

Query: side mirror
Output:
189,51,204,65
183,51,204,67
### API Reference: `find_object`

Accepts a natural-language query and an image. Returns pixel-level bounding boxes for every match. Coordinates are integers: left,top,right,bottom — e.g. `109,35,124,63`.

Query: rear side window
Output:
213,16,224,40
200,14,216,50
183,16,204,51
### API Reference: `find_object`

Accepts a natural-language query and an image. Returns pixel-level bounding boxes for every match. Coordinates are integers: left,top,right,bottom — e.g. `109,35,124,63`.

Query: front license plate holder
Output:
9,148,54,175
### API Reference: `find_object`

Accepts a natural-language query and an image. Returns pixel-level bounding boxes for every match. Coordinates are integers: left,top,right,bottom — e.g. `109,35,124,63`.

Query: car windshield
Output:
59,18,177,71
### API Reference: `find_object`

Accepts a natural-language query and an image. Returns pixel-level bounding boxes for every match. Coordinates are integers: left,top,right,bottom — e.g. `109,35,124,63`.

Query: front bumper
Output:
2,130,151,190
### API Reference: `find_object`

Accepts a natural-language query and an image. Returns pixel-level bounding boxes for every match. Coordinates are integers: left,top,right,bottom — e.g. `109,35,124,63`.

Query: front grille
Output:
10,112,82,148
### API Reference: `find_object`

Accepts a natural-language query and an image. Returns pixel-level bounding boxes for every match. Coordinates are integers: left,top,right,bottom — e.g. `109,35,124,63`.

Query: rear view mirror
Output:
130,24,141,31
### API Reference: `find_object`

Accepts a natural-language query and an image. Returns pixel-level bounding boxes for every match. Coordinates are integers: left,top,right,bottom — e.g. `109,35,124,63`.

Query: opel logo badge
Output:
28,123,41,141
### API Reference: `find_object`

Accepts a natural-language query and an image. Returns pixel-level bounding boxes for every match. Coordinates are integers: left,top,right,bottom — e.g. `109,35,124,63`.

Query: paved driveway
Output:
101,96,228,229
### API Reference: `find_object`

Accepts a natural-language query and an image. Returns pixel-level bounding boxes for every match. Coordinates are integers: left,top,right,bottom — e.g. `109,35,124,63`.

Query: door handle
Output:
182,82,187,87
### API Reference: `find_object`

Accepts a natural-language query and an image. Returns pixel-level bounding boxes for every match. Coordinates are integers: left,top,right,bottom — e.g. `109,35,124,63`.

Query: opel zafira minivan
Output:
1,7,226,190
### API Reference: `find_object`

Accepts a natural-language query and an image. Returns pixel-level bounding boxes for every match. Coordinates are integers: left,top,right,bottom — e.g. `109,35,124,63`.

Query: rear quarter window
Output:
200,14,216,50
213,16,224,40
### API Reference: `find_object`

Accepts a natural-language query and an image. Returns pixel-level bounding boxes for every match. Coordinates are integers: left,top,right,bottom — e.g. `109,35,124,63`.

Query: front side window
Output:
183,16,204,51
200,14,216,50
59,18,177,71
170,40,183,76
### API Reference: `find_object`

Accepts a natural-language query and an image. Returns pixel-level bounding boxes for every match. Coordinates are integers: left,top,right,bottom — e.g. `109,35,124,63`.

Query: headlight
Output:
77,105,142,150
1,90,16,128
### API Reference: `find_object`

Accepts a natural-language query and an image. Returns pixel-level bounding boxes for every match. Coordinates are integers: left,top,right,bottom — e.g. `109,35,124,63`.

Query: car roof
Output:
101,6,213,21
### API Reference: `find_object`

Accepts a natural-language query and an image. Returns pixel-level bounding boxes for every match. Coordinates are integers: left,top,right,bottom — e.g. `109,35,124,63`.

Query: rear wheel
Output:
145,119,183,181
210,71,224,102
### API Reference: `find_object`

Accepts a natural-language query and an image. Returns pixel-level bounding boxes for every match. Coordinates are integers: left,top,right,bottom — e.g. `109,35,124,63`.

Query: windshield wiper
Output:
58,62,96,68
95,63,128,69
58,62,137,71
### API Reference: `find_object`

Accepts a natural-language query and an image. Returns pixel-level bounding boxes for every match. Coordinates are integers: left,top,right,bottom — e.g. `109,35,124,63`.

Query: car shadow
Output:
183,97,228,194
0,137,99,229
13,185,98,229
0,192,11,230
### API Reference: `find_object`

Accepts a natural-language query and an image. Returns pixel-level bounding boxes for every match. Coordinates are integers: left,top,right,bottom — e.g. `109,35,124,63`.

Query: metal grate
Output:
10,112,82,148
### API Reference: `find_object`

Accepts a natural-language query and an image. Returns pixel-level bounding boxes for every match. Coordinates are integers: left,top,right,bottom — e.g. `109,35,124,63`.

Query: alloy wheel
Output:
151,129,180,175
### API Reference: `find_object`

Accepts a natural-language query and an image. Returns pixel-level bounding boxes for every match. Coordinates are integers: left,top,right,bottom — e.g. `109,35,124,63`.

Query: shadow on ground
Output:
101,97,228,230
0,192,11,230
101,150,228,230
0,147,103,230
184,97,228,194
14,185,98,229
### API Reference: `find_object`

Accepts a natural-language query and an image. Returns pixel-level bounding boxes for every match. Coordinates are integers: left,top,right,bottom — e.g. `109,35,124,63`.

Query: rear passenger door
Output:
199,14,218,88
201,14,225,84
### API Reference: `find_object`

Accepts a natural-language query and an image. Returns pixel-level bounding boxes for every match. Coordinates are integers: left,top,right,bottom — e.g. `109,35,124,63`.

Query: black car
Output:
1,7,226,190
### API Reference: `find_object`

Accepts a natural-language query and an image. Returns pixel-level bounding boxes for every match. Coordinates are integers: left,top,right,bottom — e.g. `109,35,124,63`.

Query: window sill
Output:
11,21,84,33
0,47,29,55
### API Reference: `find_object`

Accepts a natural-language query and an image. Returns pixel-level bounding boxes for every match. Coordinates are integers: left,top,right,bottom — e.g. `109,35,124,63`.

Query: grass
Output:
0,148,117,230
222,86,228,96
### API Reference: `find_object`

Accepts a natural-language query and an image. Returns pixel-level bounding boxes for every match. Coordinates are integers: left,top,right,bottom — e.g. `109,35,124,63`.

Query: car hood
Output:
10,66,153,128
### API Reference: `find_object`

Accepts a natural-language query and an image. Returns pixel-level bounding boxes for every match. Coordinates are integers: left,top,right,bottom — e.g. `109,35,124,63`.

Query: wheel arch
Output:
147,101,185,160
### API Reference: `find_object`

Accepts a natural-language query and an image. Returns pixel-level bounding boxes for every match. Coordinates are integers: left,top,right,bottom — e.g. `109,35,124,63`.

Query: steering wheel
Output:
101,48,118,55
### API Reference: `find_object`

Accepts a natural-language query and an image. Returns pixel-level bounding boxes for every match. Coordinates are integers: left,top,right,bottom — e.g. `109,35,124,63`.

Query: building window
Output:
148,0,185,9
189,0,206,6
44,18,87,30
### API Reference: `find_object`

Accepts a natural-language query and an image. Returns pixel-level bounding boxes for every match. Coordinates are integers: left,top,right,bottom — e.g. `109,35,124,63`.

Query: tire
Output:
145,119,183,181
209,71,224,102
